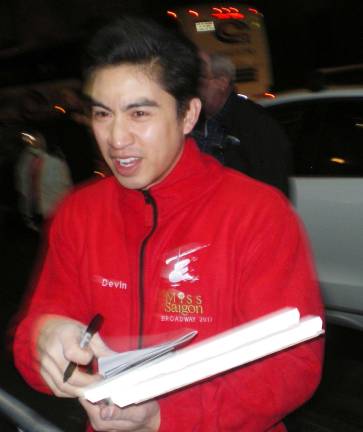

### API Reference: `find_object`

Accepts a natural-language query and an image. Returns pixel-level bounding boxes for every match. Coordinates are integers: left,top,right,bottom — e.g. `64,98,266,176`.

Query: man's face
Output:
86,64,197,190
198,53,227,118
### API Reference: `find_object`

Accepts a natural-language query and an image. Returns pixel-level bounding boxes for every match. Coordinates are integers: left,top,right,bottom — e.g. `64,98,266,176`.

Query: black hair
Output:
82,15,201,115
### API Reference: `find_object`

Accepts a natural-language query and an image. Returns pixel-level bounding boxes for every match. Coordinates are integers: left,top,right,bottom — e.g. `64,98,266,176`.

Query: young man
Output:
193,52,292,197
12,16,324,432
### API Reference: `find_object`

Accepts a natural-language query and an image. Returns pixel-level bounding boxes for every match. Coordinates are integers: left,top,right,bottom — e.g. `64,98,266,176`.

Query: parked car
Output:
258,88,363,330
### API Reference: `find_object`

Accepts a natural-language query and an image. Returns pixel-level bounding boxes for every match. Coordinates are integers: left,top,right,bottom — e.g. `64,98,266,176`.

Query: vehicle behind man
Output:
170,3,272,98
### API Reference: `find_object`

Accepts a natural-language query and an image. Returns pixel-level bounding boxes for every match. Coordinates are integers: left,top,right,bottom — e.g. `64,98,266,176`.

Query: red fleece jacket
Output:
13,137,324,431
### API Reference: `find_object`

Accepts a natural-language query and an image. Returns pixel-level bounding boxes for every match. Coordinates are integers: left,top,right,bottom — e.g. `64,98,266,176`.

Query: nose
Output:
109,116,133,149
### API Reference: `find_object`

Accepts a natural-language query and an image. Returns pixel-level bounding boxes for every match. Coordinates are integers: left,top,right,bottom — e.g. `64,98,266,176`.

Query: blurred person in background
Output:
20,87,98,185
15,129,72,230
193,52,292,197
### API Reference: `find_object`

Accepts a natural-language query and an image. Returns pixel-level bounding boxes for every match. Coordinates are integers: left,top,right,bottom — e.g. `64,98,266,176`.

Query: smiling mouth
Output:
116,157,140,167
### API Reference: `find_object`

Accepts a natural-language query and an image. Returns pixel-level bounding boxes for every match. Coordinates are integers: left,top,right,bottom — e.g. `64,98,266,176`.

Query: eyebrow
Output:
85,96,111,111
124,98,160,111
86,96,160,112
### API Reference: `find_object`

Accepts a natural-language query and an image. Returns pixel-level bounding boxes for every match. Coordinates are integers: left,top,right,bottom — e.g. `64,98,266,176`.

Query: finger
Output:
79,397,160,431
79,399,126,431
39,352,70,396
38,331,70,379
88,333,114,357
65,367,102,388
99,401,157,429
99,403,118,421
79,398,105,431
40,352,90,397
80,399,141,431
119,400,160,422
41,369,71,397
63,342,94,366
39,356,72,397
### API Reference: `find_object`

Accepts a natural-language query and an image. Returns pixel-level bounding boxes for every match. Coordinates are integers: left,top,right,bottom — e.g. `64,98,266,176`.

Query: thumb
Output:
100,403,118,421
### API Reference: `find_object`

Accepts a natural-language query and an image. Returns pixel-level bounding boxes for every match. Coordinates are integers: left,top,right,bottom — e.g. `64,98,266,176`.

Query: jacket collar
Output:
115,137,224,220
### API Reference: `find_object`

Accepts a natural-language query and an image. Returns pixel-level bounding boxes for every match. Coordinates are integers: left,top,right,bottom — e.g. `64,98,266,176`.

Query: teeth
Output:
117,157,138,167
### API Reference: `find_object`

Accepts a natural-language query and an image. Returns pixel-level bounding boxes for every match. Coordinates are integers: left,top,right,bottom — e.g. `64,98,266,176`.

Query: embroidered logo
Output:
159,243,213,324
164,244,209,286
169,258,194,283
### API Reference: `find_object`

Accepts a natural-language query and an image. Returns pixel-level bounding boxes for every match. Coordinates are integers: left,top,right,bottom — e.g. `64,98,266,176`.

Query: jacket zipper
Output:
138,190,158,348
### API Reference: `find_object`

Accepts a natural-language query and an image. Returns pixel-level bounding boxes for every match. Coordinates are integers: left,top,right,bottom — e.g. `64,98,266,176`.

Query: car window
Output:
316,100,363,176
267,97,363,177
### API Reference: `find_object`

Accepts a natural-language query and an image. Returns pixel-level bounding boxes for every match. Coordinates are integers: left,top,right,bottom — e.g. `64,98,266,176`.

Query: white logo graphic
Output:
165,244,209,285
169,258,194,283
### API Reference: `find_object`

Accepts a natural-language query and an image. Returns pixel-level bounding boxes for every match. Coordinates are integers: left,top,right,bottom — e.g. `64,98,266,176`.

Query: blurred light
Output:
188,9,199,17
53,104,66,114
211,12,245,19
330,157,346,164
221,7,230,12
248,8,259,14
229,7,239,13
237,93,249,99
212,7,223,13
230,13,245,19
264,92,276,99
167,10,177,19
94,170,107,178
20,132,36,142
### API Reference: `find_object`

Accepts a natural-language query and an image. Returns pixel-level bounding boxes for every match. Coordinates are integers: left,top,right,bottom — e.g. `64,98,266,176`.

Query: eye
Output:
132,110,149,119
92,108,111,120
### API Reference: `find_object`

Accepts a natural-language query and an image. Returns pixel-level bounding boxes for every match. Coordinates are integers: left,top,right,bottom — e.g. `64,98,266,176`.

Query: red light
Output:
212,7,223,13
248,8,259,14
211,13,227,19
221,7,230,13
188,9,199,17
166,10,177,19
211,12,245,20
229,7,239,13
264,92,276,99
230,13,245,19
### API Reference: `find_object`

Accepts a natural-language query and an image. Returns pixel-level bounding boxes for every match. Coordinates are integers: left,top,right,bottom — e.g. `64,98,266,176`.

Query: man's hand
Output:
79,398,160,432
36,315,109,398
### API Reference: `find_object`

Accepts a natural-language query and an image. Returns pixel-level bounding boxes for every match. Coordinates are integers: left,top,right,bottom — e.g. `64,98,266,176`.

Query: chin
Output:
116,176,149,191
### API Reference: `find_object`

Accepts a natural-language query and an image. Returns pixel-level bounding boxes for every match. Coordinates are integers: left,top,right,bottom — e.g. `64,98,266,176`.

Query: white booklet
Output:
83,307,324,407
98,329,198,379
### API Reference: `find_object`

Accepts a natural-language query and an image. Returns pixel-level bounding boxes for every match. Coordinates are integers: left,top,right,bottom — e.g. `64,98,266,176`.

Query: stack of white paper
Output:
83,307,323,407
99,330,197,378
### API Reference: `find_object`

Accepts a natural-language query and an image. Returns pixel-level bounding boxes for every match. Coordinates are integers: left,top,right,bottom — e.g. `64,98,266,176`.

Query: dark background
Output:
0,0,362,90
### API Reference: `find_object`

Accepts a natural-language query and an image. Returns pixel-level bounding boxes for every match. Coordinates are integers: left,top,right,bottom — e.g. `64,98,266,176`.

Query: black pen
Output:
63,313,104,383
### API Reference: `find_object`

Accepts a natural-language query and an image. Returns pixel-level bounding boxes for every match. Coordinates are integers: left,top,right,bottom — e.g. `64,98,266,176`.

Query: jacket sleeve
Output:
158,192,324,431
12,195,91,393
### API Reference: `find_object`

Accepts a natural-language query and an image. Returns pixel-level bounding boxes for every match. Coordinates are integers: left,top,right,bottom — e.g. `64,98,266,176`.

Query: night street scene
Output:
1,1,363,431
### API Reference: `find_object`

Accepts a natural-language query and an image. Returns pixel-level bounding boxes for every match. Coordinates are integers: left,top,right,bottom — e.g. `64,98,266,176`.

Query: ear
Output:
183,97,202,135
